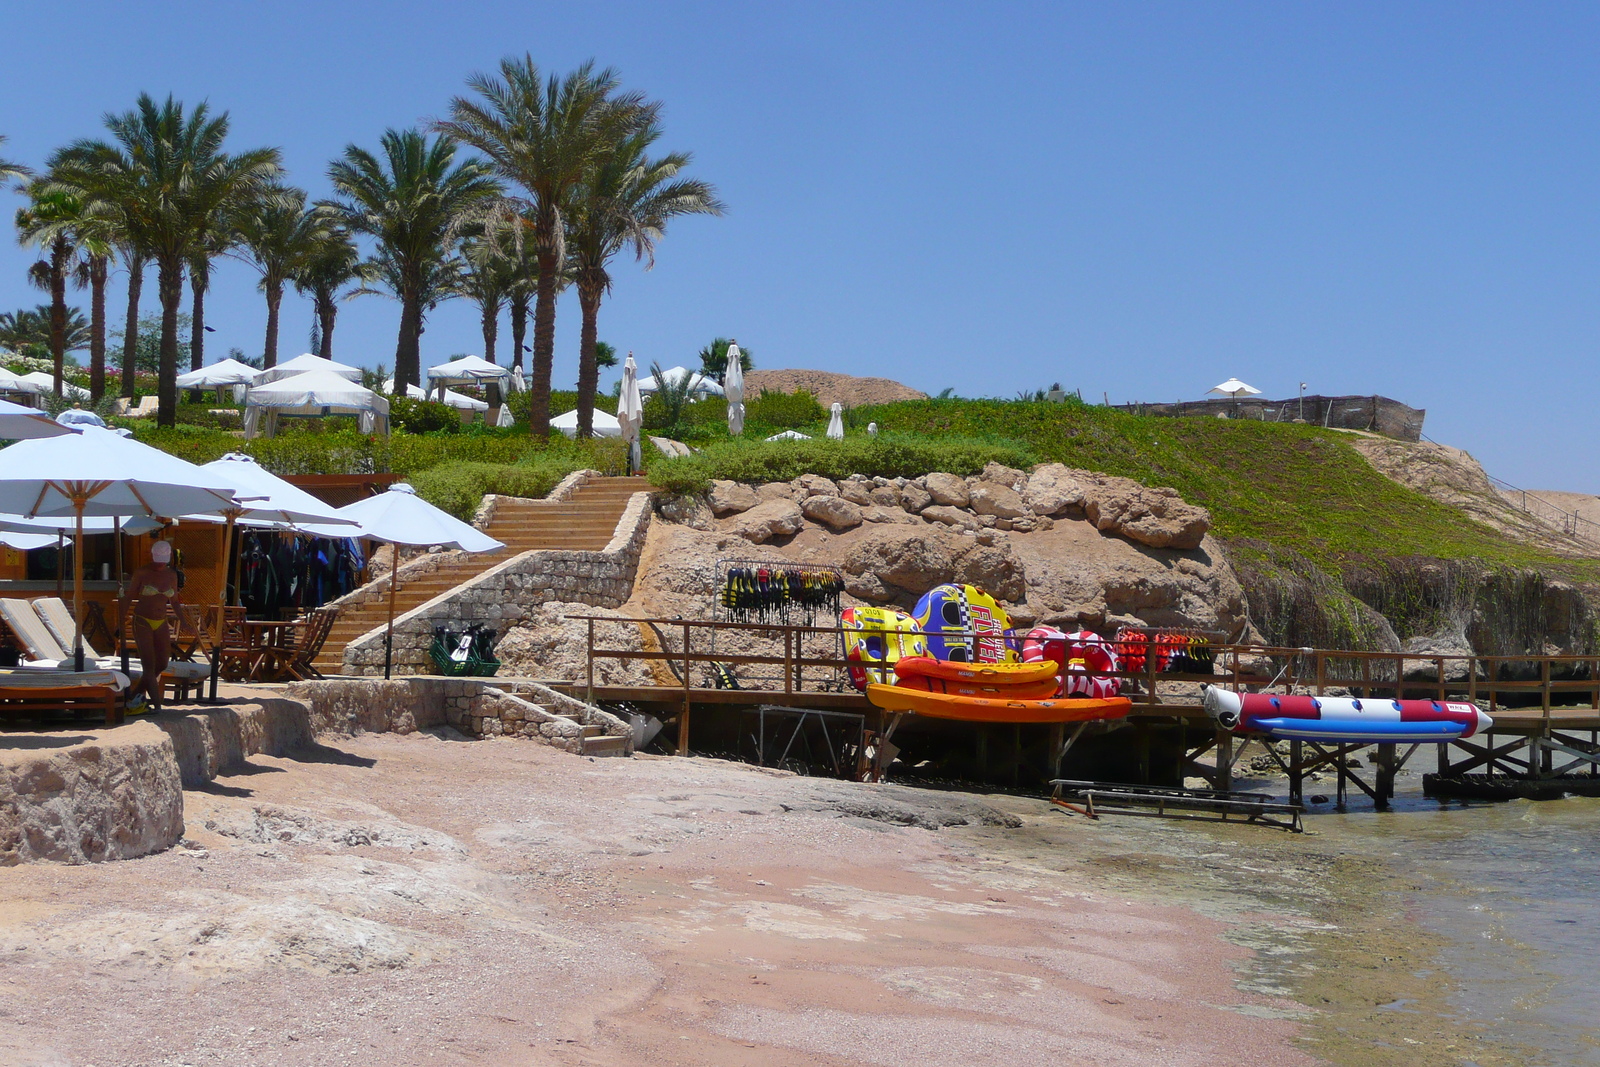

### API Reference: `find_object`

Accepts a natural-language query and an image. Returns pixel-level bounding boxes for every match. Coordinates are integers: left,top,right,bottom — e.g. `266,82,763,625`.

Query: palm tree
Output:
457,228,517,367
51,94,281,425
0,306,90,352
567,129,721,435
354,247,464,383
697,337,752,385
435,57,652,435
236,185,323,368
504,230,539,373
114,243,145,397
291,213,362,360
71,221,116,401
0,135,31,184
326,129,498,392
14,183,89,395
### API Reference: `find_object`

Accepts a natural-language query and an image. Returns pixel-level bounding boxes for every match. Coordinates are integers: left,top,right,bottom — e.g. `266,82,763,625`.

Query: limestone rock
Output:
709,480,758,516
980,462,1029,491
899,482,933,513
842,532,957,600
868,485,901,507
968,480,1029,519
861,505,920,525
1086,486,1210,550
801,495,864,532
755,481,795,502
494,602,652,687
838,479,875,506
1023,464,1092,517
726,499,805,543
956,545,1025,603
921,505,980,532
924,472,970,507
654,492,714,530
794,474,838,498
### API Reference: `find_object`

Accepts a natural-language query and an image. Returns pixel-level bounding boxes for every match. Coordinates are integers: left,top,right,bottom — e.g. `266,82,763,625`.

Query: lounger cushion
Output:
0,598,67,661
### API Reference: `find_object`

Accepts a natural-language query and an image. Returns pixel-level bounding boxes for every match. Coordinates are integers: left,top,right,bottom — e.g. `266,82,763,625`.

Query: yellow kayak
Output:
892,656,1059,687
867,684,1133,725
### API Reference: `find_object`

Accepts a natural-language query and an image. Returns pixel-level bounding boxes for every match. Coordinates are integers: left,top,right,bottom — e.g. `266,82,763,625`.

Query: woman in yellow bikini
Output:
121,541,179,709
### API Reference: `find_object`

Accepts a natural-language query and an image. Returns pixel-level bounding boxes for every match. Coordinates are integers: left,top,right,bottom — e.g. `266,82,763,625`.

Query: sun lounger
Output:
29,596,209,696
0,597,73,666
0,669,124,727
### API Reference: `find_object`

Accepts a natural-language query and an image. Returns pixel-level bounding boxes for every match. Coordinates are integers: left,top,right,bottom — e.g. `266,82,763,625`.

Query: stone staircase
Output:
314,476,649,676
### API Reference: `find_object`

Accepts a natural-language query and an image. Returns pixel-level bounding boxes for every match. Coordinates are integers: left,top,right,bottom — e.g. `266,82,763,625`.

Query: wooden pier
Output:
560,615,1600,806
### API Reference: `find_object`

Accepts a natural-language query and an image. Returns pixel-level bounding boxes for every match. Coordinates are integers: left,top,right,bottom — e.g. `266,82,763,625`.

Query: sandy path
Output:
0,735,1313,1067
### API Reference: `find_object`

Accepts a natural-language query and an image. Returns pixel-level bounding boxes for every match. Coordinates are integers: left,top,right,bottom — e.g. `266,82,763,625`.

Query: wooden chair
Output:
284,608,338,680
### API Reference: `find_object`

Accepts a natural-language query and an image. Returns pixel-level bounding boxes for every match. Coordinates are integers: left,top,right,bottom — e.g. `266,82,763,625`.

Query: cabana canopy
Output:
551,407,621,438
426,355,510,387
0,369,44,396
18,372,88,401
177,358,260,390
383,379,488,412
254,353,364,386
636,366,724,398
243,368,390,439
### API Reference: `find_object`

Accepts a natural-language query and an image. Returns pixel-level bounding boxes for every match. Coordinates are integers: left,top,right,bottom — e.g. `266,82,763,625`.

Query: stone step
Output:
580,723,603,738
581,733,631,757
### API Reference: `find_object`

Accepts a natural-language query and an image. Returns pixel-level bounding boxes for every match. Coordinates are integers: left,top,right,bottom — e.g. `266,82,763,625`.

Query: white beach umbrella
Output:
826,402,845,440
550,407,621,438
55,409,106,429
1207,378,1262,399
495,404,514,428
617,353,644,474
253,353,364,386
0,427,241,668
511,366,526,394
0,529,58,551
0,396,72,440
765,429,811,441
724,342,745,436
307,484,504,678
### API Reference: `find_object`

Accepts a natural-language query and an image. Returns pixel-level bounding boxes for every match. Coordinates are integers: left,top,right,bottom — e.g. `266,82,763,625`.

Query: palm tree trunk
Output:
316,288,336,359
510,295,528,373
576,282,602,439
49,239,68,397
263,278,283,369
394,293,422,393
189,265,207,371
481,299,501,409
157,257,184,428
121,253,143,398
88,256,108,403
530,247,558,436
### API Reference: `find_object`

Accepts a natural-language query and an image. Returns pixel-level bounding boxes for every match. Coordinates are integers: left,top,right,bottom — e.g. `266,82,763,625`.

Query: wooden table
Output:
226,620,299,683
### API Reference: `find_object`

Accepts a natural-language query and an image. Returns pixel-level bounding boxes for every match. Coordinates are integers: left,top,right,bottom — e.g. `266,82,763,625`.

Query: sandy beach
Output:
0,732,1332,1067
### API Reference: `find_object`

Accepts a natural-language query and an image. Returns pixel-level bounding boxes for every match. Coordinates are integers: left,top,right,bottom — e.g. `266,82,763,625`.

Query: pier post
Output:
1215,729,1233,790
1374,742,1396,810
1289,739,1304,804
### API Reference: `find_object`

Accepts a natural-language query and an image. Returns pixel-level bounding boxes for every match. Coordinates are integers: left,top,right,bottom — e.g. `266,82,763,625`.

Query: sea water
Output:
1312,787,1600,1064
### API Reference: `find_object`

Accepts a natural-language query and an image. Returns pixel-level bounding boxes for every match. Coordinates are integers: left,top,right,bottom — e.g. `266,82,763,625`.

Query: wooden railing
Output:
569,616,1600,751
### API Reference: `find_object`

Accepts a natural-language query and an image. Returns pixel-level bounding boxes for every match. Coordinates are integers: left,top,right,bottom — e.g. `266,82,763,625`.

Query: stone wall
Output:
340,491,653,676
1114,394,1426,442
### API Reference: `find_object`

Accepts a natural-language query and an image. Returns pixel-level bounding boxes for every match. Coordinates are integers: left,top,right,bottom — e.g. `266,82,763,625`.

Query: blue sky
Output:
1,2,1596,490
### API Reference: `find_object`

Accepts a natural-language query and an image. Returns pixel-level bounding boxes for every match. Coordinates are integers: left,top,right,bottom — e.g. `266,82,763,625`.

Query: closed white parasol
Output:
724,342,745,436
617,352,644,474
826,402,845,440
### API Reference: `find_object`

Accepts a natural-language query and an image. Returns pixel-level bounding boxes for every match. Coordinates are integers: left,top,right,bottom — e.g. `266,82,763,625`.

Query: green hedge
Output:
646,432,1036,494
410,437,630,518
128,424,543,476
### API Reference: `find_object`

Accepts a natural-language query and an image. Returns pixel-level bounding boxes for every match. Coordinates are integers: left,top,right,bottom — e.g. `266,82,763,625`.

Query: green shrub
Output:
645,432,1036,494
408,438,630,518
389,395,460,435
746,388,824,429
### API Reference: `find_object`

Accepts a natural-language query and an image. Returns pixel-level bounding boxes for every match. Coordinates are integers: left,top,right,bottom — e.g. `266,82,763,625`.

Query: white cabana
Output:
765,429,811,441
19,372,88,401
0,396,71,440
1208,378,1262,398
302,484,504,678
244,369,390,439
177,357,260,403
551,407,622,438
382,379,489,412
636,366,724,398
0,369,44,397
253,353,364,386
826,402,845,440
0,426,241,668
426,355,510,392
618,353,644,473
725,343,745,436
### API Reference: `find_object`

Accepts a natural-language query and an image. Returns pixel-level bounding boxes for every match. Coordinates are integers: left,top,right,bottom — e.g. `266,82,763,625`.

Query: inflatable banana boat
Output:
867,683,1133,725
1203,687,1493,743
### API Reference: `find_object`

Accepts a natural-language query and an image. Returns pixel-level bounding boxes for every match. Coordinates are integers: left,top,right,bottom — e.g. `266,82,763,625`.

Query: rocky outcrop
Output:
968,480,1028,519
726,499,805,544
709,480,758,516
801,495,864,531
924,472,970,508
493,602,652,687
0,722,184,865
1023,464,1210,550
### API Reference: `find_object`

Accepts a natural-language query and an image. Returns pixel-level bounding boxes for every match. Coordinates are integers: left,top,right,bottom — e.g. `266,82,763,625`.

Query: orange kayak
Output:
867,684,1133,724
890,674,1061,700
893,656,1058,686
